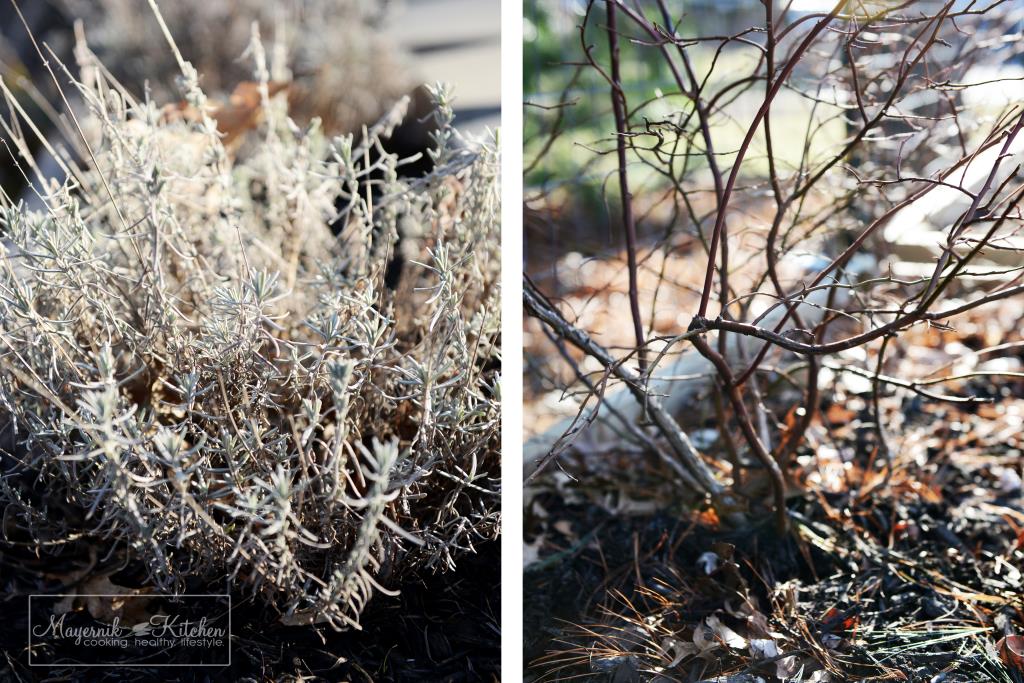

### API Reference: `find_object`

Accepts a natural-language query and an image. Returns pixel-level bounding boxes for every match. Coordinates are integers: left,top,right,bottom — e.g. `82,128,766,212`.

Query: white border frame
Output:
501,0,524,679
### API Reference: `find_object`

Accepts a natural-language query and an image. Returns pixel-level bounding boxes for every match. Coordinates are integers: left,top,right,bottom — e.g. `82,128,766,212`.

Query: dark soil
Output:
0,539,500,682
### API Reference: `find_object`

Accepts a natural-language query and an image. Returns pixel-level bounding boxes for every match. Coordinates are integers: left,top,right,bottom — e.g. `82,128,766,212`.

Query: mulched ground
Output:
524,226,1024,682
525,366,1024,682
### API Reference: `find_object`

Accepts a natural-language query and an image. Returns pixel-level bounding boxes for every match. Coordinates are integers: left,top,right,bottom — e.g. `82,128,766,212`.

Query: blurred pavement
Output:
385,0,500,138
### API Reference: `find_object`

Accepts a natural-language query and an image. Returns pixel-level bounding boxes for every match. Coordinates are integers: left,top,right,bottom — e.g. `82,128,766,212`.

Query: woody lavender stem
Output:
606,0,646,374
524,278,732,505
691,335,789,532
695,0,849,319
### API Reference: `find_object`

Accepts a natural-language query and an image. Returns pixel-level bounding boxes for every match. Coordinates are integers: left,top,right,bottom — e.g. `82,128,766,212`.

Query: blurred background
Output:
525,0,1024,258
0,0,499,203
389,0,500,136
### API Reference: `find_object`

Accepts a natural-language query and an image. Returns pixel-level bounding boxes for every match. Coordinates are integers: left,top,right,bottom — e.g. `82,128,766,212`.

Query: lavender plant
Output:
0,19,500,631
